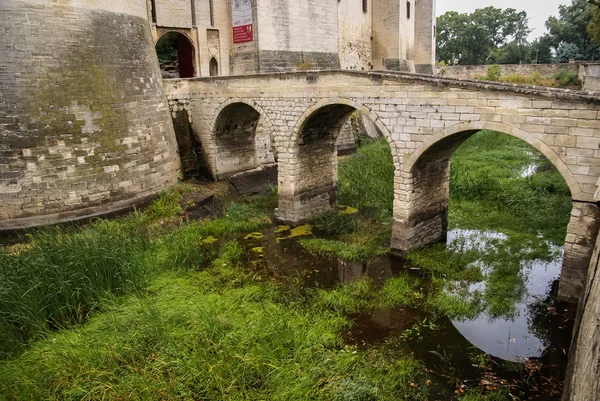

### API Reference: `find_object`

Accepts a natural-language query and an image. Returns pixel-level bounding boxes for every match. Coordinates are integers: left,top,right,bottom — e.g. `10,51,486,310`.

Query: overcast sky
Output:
436,0,571,40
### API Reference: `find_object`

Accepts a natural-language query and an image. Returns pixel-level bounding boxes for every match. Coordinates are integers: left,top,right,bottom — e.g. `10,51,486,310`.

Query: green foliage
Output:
556,69,580,86
0,265,429,400
300,238,389,262
338,139,395,216
145,188,183,219
531,35,554,64
0,220,148,357
588,5,600,47
436,7,530,65
557,42,584,62
449,131,571,244
546,0,596,61
482,65,502,81
311,210,358,235
313,275,423,315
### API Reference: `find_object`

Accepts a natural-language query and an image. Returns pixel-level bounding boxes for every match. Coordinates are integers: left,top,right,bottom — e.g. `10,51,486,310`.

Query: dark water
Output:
243,225,574,400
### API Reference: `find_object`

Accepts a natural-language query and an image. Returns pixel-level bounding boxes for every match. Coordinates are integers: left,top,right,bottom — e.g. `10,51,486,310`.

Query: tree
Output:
588,4,600,49
557,42,584,62
546,0,595,60
531,35,554,64
499,41,532,64
436,7,532,65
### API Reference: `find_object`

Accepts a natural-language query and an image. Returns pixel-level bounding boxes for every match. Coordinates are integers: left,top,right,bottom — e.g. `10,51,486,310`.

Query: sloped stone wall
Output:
0,0,180,229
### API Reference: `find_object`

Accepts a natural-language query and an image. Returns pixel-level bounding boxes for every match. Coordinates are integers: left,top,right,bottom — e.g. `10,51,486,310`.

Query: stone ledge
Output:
165,70,600,105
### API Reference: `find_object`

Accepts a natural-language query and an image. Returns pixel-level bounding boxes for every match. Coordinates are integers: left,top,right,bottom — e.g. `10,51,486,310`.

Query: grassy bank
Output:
0,131,573,400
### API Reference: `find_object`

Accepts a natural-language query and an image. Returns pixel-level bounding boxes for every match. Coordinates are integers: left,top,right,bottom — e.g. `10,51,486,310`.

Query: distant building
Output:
148,0,437,77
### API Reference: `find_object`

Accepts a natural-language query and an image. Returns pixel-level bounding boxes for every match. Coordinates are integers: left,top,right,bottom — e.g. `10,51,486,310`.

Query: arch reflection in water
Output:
446,229,563,362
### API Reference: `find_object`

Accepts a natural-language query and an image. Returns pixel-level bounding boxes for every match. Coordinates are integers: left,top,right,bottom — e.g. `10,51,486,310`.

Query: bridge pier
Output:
559,201,600,303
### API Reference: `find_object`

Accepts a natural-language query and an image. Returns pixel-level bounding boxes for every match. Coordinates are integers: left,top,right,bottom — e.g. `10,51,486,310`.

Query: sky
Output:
436,0,571,40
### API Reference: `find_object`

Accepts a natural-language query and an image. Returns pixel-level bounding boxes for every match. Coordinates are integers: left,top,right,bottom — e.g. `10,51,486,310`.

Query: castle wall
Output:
0,0,180,229
154,0,193,28
338,0,373,71
255,0,340,72
372,0,400,70
414,0,436,74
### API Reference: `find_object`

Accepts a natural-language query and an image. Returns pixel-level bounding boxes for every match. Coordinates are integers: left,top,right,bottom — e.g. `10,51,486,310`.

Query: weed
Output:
556,69,579,87
300,238,388,262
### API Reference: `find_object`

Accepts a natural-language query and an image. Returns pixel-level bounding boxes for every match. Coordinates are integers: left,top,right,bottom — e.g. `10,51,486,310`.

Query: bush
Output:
556,69,579,87
482,65,502,81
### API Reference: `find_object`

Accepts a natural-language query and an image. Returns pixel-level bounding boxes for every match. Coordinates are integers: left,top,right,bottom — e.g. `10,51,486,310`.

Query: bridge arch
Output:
394,120,599,303
405,121,583,199
209,99,276,178
277,98,398,223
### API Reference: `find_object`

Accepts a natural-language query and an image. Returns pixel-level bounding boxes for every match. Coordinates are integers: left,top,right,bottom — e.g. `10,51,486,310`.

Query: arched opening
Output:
209,57,219,77
278,102,393,223
212,102,277,183
336,110,384,156
155,32,195,79
396,128,598,363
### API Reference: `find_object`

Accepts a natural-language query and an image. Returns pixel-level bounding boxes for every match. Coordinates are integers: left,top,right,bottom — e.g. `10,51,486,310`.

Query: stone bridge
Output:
164,70,600,303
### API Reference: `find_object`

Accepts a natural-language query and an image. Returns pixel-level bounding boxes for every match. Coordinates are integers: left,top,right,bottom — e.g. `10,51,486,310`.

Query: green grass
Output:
0,260,429,400
0,131,574,400
338,140,395,216
449,131,572,244
0,219,148,358
0,186,275,359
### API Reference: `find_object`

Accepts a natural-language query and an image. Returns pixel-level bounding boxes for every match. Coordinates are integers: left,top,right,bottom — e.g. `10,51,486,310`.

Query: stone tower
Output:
0,0,181,229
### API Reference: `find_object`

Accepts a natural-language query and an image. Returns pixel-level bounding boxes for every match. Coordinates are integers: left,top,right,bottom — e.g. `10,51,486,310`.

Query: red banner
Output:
233,24,253,44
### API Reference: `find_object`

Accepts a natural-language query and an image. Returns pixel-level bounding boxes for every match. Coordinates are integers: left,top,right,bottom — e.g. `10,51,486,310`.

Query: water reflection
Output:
447,229,562,362
247,225,563,363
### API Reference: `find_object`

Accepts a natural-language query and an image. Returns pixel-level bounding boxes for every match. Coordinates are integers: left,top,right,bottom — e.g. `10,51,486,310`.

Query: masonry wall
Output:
338,0,373,71
154,0,193,28
414,0,436,74
0,0,180,229
256,0,340,71
398,0,416,71
372,0,400,70
438,63,580,80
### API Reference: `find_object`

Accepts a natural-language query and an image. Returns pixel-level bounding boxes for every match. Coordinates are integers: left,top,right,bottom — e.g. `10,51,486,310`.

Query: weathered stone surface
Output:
562,230,600,401
0,0,180,230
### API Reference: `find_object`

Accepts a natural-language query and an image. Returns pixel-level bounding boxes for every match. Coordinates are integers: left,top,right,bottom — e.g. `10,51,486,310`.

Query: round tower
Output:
0,0,181,229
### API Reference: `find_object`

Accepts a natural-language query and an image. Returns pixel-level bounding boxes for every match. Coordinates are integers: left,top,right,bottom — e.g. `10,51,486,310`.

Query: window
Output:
210,57,219,76
150,0,157,23
406,1,411,19
209,0,215,27
362,0,367,13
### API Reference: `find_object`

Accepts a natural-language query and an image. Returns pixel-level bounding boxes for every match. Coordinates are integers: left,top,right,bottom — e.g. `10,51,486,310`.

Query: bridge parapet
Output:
164,70,600,302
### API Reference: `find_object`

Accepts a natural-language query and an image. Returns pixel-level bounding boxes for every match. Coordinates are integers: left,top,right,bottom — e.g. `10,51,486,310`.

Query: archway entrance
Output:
155,32,195,79
209,57,219,77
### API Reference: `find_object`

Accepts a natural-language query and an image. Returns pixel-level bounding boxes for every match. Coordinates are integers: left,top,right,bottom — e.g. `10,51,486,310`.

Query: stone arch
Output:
155,30,197,78
290,98,397,158
209,99,276,178
394,121,599,303
405,121,582,199
277,98,397,223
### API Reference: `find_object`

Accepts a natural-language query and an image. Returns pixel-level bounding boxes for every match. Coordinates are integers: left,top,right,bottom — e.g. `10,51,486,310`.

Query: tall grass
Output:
450,131,572,244
0,262,429,400
338,139,395,215
0,219,148,357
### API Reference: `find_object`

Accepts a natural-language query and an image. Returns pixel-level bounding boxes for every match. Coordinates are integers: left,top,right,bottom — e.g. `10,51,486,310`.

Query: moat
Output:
0,132,579,400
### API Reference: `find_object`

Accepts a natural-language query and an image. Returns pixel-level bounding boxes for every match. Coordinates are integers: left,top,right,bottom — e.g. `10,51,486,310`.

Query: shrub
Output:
482,65,502,81
556,69,579,87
